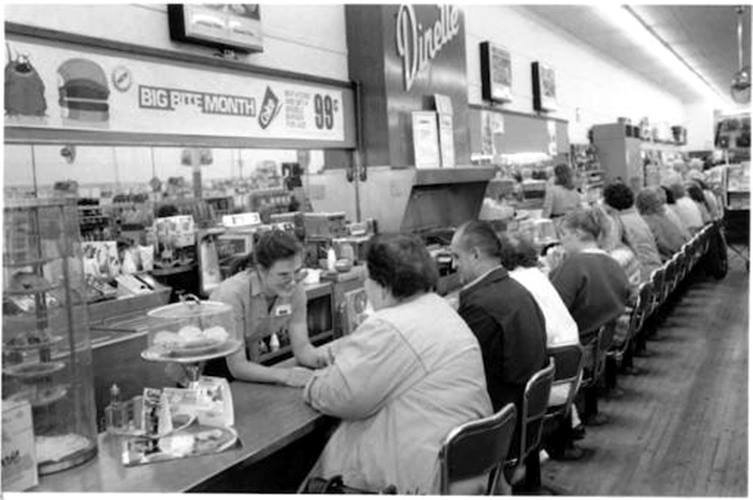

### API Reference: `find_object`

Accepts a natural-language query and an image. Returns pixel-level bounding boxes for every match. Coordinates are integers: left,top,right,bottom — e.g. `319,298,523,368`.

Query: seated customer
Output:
686,183,712,224
636,187,687,260
551,208,631,345
450,221,547,413
304,234,492,494
669,183,704,233
203,230,330,386
499,232,578,348
659,185,692,240
603,182,663,280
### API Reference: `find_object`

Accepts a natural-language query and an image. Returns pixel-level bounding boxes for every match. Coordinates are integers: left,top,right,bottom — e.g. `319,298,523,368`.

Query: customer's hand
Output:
298,345,333,369
284,367,315,387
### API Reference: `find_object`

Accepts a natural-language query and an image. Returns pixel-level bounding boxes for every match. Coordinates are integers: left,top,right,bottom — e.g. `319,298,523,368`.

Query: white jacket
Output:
303,293,492,494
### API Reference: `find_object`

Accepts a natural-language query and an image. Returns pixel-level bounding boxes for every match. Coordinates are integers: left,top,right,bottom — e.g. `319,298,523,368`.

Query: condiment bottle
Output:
104,383,127,433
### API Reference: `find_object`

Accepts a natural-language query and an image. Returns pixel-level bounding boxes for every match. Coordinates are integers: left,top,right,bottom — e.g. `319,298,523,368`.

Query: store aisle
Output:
541,250,749,496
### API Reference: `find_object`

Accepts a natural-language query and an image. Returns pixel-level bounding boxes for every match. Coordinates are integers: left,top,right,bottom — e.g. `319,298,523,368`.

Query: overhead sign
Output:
395,4,461,91
4,38,346,143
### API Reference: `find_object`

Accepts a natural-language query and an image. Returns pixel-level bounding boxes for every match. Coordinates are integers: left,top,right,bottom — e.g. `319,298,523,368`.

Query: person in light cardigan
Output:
303,234,491,494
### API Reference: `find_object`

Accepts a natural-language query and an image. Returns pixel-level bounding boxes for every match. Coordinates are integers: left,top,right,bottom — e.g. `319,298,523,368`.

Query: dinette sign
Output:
395,4,461,91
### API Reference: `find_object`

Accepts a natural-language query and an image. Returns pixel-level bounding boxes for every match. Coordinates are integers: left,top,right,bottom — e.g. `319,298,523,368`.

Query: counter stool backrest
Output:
439,403,517,495
546,344,585,417
649,267,665,314
635,281,654,333
518,359,555,463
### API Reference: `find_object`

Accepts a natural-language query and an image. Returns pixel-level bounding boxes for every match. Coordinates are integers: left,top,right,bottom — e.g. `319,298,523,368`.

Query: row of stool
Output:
437,221,722,495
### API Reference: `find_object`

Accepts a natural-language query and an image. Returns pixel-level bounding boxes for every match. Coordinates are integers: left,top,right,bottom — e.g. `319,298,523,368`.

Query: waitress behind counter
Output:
203,230,331,386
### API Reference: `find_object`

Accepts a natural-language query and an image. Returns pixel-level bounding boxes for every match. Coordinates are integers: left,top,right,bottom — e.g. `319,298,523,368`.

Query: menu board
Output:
532,61,557,111
480,42,512,103
412,111,441,169
438,113,456,168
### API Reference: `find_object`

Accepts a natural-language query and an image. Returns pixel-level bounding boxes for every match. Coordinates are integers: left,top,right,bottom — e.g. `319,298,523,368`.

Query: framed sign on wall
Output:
532,61,556,112
480,42,512,103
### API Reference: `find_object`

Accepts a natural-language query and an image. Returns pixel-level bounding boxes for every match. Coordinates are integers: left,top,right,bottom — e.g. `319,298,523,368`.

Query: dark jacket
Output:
458,267,548,412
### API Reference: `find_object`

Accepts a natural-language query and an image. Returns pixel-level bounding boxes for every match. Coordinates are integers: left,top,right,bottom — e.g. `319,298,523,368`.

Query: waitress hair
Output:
253,230,303,270
366,233,438,300
554,163,575,190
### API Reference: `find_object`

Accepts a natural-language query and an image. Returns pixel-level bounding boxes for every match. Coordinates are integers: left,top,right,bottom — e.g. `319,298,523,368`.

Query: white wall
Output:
465,6,688,145
4,4,349,81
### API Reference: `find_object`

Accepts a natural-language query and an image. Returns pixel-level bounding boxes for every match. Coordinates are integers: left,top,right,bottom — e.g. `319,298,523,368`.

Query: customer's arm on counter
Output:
303,317,416,420
288,285,332,370
225,348,312,387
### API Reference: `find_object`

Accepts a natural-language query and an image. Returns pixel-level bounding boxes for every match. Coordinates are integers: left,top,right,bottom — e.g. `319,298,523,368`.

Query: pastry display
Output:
152,325,230,355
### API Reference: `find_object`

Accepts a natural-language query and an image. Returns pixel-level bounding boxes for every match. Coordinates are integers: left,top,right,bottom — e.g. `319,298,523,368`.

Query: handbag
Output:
302,475,397,494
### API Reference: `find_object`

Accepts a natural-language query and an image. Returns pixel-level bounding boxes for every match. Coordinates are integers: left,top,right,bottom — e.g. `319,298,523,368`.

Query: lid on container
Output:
147,295,231,319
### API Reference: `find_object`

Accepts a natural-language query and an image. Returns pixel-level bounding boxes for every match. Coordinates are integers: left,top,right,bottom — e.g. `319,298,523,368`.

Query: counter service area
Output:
2,3,749,496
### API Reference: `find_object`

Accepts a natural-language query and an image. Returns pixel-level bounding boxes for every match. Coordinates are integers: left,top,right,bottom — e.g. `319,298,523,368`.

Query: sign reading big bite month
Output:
4,38,346,143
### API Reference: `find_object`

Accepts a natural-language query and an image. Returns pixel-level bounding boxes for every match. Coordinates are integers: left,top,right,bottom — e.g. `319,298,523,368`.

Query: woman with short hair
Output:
603,182,663,280
304,234,492,494
635,188,687,260
669,183,704,233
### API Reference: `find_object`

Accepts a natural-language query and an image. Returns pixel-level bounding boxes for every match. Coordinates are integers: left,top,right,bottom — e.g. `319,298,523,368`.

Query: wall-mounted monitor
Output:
168,4,263,53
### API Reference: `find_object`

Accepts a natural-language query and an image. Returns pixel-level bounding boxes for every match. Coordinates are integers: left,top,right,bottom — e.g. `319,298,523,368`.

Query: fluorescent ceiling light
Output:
595,4,729,108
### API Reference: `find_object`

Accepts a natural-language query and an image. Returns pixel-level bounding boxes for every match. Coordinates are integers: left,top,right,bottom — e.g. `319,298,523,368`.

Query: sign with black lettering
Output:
5,38,346,143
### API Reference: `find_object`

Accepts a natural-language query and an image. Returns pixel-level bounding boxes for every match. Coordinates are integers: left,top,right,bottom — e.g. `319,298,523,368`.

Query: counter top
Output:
33,381,334,492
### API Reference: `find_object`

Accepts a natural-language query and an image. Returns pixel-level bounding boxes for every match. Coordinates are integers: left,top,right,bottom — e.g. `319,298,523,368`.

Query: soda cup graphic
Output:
258,86,281,129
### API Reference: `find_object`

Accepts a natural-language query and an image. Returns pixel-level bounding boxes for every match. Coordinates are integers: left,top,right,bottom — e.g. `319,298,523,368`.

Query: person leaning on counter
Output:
203,230,331,386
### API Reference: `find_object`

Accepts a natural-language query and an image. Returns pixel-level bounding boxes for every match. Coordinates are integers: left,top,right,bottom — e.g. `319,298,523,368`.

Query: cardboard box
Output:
2,399,38,491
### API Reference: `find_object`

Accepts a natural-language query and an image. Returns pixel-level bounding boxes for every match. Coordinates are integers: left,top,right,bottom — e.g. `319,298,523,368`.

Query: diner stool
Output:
506,359,555,493
542,344,585,462
439,403,517,495
579,322,615,424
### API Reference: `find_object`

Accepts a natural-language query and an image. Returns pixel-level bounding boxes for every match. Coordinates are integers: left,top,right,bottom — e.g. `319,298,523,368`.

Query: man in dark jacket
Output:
451,221,548,413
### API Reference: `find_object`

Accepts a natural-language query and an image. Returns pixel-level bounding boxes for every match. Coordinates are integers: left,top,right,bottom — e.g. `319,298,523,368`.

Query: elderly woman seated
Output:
303,233,492,494
669,183,704,234
636,187,688,261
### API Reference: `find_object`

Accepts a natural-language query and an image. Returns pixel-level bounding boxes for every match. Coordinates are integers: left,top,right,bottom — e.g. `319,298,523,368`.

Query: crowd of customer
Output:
206,162,723,494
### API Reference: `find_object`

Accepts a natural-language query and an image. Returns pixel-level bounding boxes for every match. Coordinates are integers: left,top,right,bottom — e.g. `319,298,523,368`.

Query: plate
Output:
3,361,66,379
141,339,242,364
8,385,69,407
4,334,64,351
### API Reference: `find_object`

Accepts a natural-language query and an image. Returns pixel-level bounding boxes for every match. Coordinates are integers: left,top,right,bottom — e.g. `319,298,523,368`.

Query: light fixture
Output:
595,5,729,107
731,6,751,104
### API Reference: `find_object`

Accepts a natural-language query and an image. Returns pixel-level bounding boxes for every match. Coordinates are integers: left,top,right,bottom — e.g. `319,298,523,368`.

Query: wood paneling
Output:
541,253,748,496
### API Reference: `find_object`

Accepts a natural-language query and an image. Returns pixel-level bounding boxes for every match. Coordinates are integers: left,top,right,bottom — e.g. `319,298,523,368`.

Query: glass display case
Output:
2,198,98,475
141,295,241,383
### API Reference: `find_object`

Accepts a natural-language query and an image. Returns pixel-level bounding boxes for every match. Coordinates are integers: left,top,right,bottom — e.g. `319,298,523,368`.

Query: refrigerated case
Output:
592,123,644,191
3,198,99,475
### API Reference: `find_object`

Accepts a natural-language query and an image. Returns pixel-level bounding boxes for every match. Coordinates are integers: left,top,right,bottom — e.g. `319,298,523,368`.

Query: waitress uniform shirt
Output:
303,293,492,494
209,270,301,363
